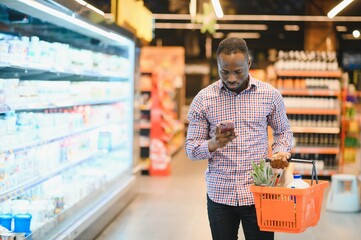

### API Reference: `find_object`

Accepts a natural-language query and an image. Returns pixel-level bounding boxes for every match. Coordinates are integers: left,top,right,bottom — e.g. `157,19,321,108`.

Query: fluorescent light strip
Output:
74,0,104,16
190,0,197,20
284,25,300,31
217,24,267,30
336,26,348,32
16,0,129,45
86,3,105,16
152,13,361,22
155,23,202,29
211,0,224,18
227,32,261,39
327,0,354,18
213,32,225,39
155,23,267,31
75,0,87,6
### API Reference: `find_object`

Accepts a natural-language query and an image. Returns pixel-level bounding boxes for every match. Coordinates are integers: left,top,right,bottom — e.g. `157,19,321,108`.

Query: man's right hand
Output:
208,126,237,152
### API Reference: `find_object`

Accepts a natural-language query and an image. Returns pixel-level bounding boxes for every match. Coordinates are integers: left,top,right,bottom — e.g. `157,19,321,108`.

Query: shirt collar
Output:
218,74,258,92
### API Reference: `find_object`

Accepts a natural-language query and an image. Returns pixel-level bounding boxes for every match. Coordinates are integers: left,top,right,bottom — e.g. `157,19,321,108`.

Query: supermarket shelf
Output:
0,104,11,114
291,146,340,154
0,122,120,154
347,91,361,97
342,115,361,124
169,144,183,156
292,126,340,134
280,89,339,96
8,97,126,111
346,130,361,137
162,125,185,142
132,163,143,174
294,168,338,176
286,108,340,115
140,88,152,92
141,71,152,75
0,150,107,203
356,91,361,97
344,145,361,149
0,61,128,81
276,70,342,78
140,123,151,129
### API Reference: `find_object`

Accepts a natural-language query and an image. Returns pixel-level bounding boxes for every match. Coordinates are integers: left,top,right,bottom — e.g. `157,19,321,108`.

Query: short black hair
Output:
216,37,249,58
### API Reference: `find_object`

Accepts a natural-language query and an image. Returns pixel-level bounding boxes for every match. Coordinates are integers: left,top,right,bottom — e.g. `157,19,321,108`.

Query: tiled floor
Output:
95,149,361,240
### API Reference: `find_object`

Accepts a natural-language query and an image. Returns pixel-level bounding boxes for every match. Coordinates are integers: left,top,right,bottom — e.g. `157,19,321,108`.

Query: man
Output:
185,37,293,240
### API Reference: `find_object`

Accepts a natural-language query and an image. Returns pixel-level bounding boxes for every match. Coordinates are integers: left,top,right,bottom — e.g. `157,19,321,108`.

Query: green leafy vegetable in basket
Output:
250,159,278,186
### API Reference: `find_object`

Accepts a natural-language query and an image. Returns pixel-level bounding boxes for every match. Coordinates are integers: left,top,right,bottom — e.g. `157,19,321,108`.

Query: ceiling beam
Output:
153,13,361,22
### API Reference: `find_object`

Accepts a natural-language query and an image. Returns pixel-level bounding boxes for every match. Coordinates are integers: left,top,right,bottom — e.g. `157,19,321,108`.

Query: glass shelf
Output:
8,97,127,111
0,61,129,81
0,122,122,154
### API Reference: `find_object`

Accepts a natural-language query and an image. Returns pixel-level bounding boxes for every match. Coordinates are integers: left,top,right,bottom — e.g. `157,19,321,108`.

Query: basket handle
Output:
264,158,318,185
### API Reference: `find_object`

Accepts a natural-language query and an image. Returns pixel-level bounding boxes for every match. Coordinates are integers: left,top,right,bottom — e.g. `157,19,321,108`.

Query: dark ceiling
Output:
82,0,361,52
140,0,361,60
144,0,361,16
1,0,359,60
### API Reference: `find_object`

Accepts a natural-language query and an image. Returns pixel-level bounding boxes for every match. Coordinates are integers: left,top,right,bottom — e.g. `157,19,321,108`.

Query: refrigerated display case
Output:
0,1,137,239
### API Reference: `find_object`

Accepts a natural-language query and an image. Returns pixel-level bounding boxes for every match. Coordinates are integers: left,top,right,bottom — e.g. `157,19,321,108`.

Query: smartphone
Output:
219,120,234,133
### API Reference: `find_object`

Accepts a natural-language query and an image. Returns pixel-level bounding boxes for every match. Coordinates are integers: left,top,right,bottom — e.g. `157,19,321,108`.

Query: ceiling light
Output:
213,32,224,39
211,0,224,18
353,30,360,38
327,0,354,18
284,25,300,31
227,32,261,39
336,26,348,32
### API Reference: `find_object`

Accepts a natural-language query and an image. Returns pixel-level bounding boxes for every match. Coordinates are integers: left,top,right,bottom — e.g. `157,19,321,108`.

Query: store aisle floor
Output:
95,149,211,240
95,149,361,240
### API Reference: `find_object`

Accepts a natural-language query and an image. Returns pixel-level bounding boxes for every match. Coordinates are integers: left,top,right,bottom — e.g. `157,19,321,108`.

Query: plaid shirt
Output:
185,75,293,206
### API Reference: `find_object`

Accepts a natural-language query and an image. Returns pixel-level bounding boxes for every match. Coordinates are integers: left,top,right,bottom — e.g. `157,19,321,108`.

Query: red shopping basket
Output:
250,158,329,233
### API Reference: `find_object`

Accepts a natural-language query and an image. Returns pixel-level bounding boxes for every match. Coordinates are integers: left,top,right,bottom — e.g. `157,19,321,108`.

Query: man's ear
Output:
248,57,252,68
